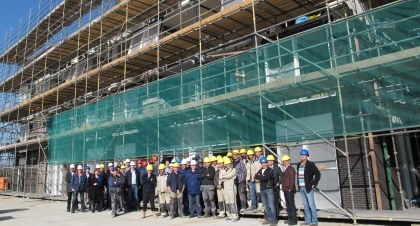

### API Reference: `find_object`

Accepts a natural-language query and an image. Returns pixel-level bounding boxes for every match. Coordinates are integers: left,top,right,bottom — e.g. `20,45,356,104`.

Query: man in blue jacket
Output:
71,165,87,213
185,160,202,218
167,162,186,219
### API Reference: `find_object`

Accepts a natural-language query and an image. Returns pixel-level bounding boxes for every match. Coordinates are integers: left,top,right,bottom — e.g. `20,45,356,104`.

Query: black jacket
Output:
271,164,283,188
126,169,141,186
254,167,274,190
166,172,185,193
199,166,215,185
85,173,95,198
142,173,157,193
297,160,321,192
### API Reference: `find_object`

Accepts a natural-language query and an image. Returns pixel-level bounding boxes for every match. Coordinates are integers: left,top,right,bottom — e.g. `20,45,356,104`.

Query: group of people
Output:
65,148,321,226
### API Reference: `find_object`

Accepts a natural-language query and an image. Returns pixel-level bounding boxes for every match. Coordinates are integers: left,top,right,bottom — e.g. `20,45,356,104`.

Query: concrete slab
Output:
0,196,398,226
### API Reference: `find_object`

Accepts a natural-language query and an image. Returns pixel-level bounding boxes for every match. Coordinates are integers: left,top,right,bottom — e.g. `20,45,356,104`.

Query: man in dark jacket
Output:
297,149,321,226
282,154,297,226
199,157,216,218
141,165,157,218
126,161,141,211
267,155,284,216
254,157,277,226
186,160,202,218
85,166,94,211
71,165,87,213
167,162,186,219
108,168,123,218
232,149,247,212
65,164,75,212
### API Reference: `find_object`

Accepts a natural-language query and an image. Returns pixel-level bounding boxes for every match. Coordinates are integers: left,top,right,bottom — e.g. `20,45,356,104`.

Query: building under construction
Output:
0,0,420,222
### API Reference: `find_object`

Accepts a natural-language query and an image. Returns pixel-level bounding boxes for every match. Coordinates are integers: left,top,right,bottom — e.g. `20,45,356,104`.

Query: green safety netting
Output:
48,0,420,164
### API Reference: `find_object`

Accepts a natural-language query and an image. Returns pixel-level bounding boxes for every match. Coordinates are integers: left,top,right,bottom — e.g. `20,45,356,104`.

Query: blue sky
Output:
0,0,43,45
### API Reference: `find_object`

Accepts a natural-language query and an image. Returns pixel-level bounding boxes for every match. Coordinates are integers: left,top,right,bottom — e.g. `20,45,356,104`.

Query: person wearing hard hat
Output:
167,162,186,219
104,162,114,210
141,164,158,218
219,157,238,221
226,151,233,159
85,166,94,212
71,165,87,213
253,147,264,212
297,149,321,226
117,165,128,214
267,154,283,217
66,164,76,212
197,158,204,169
108,167,123,218
214,158,226,218
179,158,190,215
255,156,277,226
169,163,174,173
199,157,216,218
281,154,297,225
126,161,140,212
164,160,171,174
156,164,170,217
232,149,247,213
245,149,255,211
185,160,202,218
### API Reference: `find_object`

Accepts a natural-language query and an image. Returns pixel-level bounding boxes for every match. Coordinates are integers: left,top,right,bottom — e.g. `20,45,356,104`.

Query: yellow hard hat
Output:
204,157,211,163
281,155,291,161
240,148,247,154
173,163,180,168
217,158,224,164
158,164,165,170
217,155,223,160
100,163,105,168
120,165,126,169
247,150,254,155
267,155,275,161
223,158,232,165
210,156,217,162
232,149,239,154
226,152,233,157
255,147,262,152
146,165,153,171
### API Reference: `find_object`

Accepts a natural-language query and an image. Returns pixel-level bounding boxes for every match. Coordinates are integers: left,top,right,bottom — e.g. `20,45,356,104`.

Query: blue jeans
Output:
188,194,202,216
128,184,139,209
299,186,318,224
248,181,257,209
260,189,277,224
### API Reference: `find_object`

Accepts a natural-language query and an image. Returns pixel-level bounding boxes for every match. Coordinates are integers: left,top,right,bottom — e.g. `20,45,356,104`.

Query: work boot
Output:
230,204,239,222
203,211,210,218
141,211,146,218
152,211,157,218
260,219,270,225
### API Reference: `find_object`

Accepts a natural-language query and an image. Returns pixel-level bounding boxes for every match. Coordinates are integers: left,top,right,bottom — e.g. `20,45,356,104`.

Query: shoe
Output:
231,216,239,222
260,219,270,225
225,216,232,221
309,224,318,226
169,215,174,219
300,223,311,226
240,208,246,213
112,213,117,218
197,214,203,218
141,211,146,218
188,215,195,218
67,209,70,212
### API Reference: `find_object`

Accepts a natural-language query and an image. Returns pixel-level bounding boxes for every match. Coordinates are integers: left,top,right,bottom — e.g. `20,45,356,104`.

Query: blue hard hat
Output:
176,157,182,163
259,156,267,163
85,166,90,170
300,149,309,156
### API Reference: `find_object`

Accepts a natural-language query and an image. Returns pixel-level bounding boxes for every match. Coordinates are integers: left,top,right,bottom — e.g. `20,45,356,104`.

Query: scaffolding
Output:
1,0,420,222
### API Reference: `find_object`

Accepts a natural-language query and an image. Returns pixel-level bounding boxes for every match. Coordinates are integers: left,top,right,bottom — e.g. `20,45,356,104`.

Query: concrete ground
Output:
0,196,406,226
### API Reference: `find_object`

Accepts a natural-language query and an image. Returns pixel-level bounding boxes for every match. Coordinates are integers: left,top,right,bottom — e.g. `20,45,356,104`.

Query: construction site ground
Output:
1,195,419,226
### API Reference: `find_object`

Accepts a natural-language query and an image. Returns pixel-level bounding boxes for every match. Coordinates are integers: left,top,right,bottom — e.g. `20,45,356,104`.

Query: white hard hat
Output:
130,161,135,166
70,164,75,168
169,163,174,167
108,162,113,167
125,158,130,163
181,159,187,165
171,159,176,163
186,157,191,162
95,164,100,169
190,160,197,165
77,165,83,170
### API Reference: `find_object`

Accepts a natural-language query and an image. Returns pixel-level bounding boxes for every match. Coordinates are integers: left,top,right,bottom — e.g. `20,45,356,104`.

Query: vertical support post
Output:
361,116,375,210
369,133,382,209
